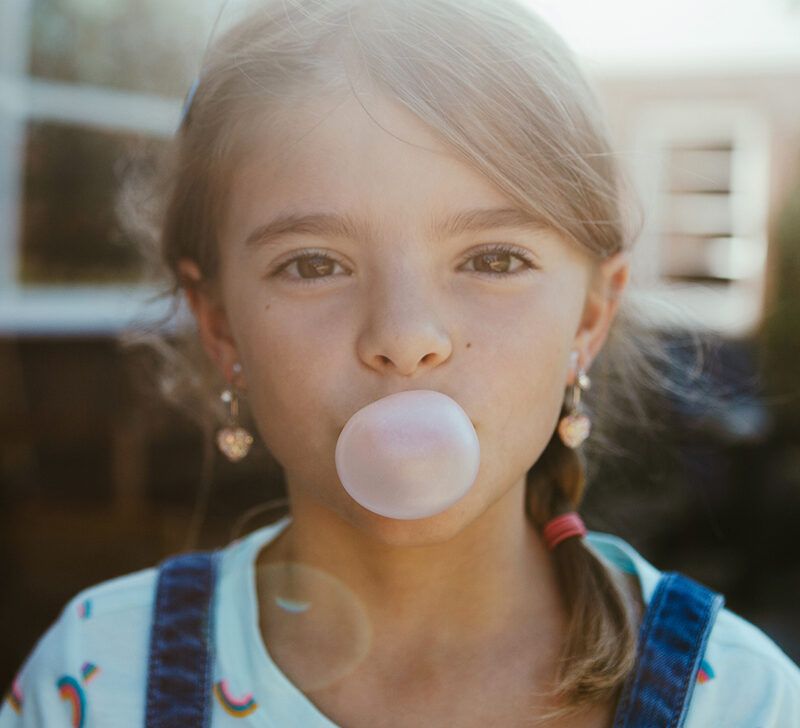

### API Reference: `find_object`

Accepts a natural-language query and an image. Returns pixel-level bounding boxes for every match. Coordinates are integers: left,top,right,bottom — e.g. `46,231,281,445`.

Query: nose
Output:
356,268,453,377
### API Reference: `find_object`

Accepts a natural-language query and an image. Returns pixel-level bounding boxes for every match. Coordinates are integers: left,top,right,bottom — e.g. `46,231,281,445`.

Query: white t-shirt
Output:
2,515,799,727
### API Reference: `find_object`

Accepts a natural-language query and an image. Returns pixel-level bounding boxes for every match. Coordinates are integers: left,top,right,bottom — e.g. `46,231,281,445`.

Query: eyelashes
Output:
268,243,540,286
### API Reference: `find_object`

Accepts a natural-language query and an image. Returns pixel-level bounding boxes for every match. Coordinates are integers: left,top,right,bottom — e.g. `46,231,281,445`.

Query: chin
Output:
343,498,479,548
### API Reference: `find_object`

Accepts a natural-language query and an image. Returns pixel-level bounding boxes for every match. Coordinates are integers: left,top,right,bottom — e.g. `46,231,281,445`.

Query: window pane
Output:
29,0,205,96
20,120,165,286
666,148,732,194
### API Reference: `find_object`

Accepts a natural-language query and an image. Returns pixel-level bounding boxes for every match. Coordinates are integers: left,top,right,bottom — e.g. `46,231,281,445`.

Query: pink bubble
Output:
334,390,480,519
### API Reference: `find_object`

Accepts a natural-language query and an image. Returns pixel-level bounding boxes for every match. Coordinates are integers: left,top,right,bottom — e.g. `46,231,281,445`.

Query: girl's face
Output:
184,90,627,545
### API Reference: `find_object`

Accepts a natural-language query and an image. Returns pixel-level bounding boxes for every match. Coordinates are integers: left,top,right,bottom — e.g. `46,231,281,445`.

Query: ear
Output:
570,251,630,379
177,258,245,388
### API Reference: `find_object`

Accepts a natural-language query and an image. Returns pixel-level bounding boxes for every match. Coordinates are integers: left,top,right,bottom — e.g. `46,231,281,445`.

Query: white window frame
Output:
628,101,770,337
0,0,218,335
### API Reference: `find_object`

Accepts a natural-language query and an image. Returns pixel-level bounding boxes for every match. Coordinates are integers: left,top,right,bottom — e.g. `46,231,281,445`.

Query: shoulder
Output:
585,531,800,727
21,562,158,669
0,537,252,727
685,605,800,727
1,565,158,725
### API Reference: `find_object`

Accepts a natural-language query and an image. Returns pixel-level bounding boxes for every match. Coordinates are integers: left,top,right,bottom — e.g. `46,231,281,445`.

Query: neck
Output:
256,477,568,682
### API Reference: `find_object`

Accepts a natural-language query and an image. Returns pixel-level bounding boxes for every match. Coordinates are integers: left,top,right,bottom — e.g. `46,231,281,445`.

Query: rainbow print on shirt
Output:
697,658,715,684
81,662,100,683
56,675,86,728
4,676,23,714
213,679,259,717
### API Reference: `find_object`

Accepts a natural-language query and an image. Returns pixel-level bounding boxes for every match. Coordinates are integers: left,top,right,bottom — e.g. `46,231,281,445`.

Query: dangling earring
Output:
557,353,592,449
216,362,254,462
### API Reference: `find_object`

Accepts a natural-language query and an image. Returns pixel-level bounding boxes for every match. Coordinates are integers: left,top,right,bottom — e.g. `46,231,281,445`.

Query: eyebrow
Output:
243,207,549,249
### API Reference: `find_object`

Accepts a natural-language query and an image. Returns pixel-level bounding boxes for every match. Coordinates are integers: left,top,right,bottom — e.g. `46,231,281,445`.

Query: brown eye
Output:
295,254,338,279
272,250,349,286
461,245,537,277
471,251,517,274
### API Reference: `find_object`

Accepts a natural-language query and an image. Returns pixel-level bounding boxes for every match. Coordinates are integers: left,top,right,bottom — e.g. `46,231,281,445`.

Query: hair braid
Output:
525,426,637,720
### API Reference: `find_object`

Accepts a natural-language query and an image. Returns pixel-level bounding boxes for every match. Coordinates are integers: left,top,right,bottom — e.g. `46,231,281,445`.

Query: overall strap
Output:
144,550,220,728
612,571,725,728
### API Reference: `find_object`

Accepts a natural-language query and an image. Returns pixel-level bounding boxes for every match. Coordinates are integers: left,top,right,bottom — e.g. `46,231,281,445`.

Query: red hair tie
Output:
542,512,587,551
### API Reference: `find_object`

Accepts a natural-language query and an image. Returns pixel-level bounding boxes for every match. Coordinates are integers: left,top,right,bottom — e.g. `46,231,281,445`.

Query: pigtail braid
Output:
525,431,638,719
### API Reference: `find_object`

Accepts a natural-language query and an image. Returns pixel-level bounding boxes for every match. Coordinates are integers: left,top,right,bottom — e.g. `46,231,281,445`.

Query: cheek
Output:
482,317,572,469
470,277,583,461
228,292,349,468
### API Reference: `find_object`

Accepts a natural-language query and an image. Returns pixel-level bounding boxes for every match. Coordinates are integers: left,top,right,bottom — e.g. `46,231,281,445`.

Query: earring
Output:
557,354,592,449
216,363,254,462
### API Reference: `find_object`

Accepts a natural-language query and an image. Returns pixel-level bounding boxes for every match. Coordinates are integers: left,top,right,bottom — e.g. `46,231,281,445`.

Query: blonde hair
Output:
118,0,690,721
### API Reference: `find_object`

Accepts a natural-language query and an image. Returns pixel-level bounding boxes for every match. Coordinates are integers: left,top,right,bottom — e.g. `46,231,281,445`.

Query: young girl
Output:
3,0,799,725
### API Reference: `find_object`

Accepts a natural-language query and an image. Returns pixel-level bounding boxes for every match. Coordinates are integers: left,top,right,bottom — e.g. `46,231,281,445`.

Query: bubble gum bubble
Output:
334,390,480,520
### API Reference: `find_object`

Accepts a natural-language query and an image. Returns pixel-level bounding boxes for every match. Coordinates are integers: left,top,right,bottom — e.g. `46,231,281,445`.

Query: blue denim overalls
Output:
144,550,724,727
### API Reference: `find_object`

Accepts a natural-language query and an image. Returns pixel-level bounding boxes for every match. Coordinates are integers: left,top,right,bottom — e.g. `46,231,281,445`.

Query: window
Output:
0,0,215,334
629,103,770,337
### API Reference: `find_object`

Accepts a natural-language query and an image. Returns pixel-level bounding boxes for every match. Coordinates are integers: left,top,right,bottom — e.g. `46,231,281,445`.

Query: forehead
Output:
222,90,526,241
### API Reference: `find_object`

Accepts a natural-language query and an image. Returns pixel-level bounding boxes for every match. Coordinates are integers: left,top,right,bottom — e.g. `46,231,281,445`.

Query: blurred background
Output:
1,0,800,694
